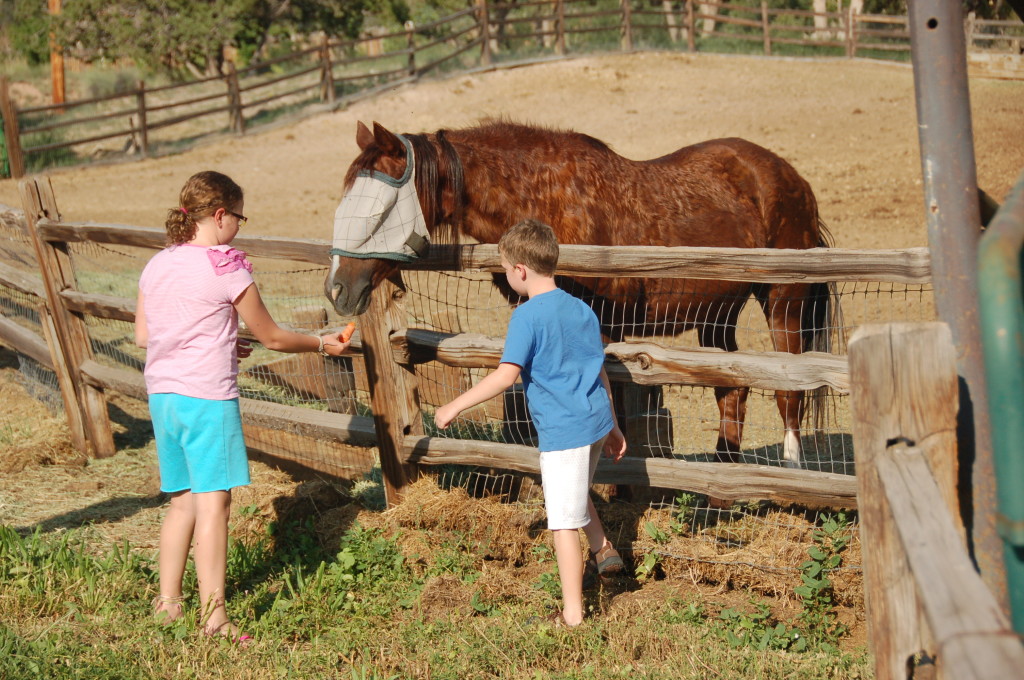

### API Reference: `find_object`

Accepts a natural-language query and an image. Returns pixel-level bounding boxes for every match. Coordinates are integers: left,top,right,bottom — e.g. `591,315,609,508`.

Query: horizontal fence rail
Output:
1,0,1019,178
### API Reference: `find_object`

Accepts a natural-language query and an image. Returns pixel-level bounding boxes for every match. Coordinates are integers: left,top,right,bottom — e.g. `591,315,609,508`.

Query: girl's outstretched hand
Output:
319,331,351,356
604,424,627,462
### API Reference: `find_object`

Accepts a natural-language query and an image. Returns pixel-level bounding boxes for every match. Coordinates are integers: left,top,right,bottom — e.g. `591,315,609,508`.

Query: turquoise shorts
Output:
149,393,250,494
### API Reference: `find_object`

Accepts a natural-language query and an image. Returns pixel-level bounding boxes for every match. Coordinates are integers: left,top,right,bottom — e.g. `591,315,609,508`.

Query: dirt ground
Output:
0,53,1022,652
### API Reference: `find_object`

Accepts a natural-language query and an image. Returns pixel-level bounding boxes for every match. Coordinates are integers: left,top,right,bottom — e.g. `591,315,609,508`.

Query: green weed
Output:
715,597,804,651
634,551,660,582
795,512,852,651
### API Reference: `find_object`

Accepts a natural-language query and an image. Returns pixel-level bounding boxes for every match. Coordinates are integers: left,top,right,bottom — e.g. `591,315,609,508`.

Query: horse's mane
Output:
405,130,462,245
457,118,614,154
406,119,616,244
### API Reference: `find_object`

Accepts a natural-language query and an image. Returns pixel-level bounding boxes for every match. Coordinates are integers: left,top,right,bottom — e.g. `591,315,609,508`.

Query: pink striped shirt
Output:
139,244,255,399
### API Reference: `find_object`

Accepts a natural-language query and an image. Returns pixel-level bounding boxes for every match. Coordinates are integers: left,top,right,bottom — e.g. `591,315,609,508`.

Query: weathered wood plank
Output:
19,178,108,456
0,260,46,299
60,290,137,322
413,243,933,284
0,204,30,238
878,446,1022,680
244,423,377,482
403,434,858,508
849,322,962,680
352,278,421,506
36,221,932,283
55,290,364,356
0,314,52,367
393,328,851,392
38,221,329,263
78,359,378,447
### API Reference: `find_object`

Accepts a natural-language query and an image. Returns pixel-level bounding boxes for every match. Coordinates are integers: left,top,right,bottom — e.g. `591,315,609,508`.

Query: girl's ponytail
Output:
165,206,196,245
165,171,243,245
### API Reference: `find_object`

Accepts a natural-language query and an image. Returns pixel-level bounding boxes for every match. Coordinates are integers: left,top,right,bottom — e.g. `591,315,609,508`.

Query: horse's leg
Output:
697,305,748,464
755,283,808,469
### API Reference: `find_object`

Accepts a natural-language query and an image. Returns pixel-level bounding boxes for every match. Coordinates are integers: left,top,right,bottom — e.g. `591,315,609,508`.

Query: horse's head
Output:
325,121,430,316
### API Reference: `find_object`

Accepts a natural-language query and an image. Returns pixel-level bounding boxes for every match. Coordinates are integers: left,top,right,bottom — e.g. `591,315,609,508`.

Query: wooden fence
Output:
5,176,1024,676
1,0,1021,179
849,323,1024,679
4,174,937,508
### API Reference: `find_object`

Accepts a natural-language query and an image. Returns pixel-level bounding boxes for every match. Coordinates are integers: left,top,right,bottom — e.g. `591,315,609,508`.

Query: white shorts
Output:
539,436,606,530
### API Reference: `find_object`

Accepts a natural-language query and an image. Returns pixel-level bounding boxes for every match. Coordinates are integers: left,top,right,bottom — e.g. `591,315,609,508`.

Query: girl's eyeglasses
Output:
227,210,248,226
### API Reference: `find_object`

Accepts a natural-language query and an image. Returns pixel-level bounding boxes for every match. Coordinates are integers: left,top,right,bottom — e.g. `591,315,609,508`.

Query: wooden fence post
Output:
846,6,857,58
621,0,633,52
360,276,422,507
555,0,566,55
320,37,335,104
18,176,115,457
761,1,772,56
405,21,417,78
225,62,245,134
135,80,149,157
686,0,696,52
37,302,91,454
476,0,492,67
849,322,963,680
0,76,26,179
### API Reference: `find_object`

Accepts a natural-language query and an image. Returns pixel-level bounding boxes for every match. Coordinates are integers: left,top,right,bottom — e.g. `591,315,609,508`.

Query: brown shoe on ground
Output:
593,542,625,576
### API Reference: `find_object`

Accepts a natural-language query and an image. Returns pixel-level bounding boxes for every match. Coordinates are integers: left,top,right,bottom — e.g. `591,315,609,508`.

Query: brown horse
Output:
325,120,834,468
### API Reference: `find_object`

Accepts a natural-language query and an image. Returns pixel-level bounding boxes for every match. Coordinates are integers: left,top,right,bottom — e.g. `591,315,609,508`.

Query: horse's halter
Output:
330,134,429,263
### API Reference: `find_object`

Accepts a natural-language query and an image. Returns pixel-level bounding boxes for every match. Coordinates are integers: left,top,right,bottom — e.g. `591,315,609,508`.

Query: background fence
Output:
1,0,1021,179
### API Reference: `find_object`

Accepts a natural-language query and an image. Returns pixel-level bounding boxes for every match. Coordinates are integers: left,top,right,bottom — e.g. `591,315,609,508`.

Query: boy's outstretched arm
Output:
600,367,627,462
435,363,522,429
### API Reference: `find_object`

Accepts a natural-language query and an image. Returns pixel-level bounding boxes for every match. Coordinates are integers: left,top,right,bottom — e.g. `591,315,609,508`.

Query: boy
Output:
435,219,627,628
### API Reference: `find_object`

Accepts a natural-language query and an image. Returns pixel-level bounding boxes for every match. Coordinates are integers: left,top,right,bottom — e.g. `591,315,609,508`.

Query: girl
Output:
135,170,351,641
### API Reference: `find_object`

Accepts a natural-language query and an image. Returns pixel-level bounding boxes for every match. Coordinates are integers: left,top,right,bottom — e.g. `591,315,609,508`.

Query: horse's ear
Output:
372,122,404,156
355,121,374,151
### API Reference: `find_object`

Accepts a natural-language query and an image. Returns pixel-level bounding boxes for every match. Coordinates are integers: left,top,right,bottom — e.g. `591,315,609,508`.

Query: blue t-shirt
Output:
500,288,613,452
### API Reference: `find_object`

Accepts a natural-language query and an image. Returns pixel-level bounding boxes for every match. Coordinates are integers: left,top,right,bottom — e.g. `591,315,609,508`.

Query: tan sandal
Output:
592,542,625,576
152,594,185,625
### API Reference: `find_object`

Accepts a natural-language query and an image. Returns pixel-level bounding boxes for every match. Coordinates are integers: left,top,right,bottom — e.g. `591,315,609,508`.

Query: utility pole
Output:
49,0,65,107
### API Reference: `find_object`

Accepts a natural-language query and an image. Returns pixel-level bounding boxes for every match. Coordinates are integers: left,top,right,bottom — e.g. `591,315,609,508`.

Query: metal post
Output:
908,0,1005,610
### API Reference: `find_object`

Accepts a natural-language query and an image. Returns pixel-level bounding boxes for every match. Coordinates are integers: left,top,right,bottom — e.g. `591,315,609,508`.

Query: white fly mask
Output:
330,135,429,263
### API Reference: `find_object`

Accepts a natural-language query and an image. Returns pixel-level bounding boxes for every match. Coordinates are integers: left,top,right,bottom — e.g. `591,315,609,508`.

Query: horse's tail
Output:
802,218,844,436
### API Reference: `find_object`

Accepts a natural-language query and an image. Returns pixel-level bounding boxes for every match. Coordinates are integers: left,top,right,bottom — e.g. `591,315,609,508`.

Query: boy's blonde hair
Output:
498,219,559,276
165,171,244,245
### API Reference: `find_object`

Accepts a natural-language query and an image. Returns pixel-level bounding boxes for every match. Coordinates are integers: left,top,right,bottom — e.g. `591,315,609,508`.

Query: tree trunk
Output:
813,0,829,40
664,0,681,42
701,1,718,35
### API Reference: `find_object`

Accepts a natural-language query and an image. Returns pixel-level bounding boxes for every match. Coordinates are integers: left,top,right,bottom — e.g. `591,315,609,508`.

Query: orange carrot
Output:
341,322,356,342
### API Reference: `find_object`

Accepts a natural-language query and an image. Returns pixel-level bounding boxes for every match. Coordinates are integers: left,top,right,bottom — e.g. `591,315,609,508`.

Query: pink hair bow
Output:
207,247,253,276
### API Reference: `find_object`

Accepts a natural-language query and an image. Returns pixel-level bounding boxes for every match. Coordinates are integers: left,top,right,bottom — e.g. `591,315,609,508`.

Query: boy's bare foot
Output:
152,594,185,625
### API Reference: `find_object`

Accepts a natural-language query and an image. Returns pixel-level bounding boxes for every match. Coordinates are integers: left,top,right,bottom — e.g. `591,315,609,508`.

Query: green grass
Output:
0,512,873,679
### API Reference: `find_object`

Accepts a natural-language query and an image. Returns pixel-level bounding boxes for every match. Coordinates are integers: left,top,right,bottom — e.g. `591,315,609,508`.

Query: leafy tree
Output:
54,0,380,78
56,0,242,77
3,0,51,65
